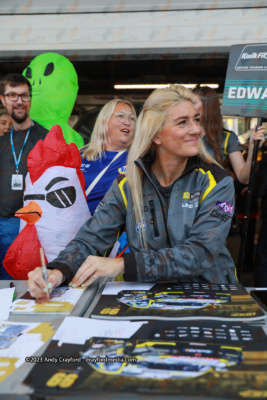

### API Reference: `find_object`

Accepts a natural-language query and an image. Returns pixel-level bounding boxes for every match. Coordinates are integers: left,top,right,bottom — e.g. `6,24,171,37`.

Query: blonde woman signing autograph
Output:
28,85,237,299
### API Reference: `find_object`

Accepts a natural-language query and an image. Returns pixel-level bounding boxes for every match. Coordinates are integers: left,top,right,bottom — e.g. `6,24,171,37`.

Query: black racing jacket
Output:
47,156,237,284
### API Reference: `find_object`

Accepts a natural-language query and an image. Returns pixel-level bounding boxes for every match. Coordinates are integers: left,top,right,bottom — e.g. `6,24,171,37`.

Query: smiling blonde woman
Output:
28,85,237,299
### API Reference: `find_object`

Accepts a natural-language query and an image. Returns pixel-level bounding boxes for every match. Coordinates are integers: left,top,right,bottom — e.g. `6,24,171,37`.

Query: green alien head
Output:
23,52,84,148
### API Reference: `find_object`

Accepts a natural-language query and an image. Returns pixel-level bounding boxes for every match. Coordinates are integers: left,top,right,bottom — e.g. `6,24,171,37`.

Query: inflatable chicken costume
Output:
4,125,90,279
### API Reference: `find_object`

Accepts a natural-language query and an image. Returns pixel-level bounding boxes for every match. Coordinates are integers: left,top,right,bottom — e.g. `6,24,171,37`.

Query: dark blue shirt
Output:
80,150,128,215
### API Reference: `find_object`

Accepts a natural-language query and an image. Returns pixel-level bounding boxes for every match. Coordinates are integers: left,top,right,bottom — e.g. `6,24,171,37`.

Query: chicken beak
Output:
15,201,42,225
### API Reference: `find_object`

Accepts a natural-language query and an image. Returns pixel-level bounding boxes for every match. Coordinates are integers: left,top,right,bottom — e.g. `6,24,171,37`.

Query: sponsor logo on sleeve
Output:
216,201,233,214
210,209,231,222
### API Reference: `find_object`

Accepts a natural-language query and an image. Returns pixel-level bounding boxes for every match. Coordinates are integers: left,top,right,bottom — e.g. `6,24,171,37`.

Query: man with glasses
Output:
0,74,48,279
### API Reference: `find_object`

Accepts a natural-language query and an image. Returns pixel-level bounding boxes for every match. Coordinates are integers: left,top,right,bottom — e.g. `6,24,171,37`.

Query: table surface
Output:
0,280,99,398
0,282,266,400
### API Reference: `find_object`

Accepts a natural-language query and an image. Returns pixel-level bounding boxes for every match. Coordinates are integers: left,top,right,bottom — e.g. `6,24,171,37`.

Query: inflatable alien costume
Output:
23,53,84,148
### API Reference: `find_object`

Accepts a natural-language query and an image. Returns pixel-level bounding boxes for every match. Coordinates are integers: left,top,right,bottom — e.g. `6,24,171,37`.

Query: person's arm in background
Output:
229,124,265,185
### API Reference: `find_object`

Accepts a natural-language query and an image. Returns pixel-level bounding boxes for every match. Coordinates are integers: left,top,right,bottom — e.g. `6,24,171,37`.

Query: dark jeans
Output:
254,217,267,287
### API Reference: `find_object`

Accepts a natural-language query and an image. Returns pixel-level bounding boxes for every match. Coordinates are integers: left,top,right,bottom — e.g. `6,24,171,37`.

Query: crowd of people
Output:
0,72,266,296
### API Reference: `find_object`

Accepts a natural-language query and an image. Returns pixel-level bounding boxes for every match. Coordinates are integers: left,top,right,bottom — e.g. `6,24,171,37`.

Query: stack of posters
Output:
90,282,266,322
24,316,267,398
0,321,55,383
11,286,85,314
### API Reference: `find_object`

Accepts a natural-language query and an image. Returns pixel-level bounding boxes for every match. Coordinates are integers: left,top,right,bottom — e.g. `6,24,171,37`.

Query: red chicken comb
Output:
27,125,85,194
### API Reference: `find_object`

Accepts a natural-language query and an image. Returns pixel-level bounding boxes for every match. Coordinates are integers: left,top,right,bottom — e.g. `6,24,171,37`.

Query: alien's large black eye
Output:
25,67,32,79
44,62,54,76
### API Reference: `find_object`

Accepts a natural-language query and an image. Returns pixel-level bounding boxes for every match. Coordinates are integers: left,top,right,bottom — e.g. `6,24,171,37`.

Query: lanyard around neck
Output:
10,121,33,173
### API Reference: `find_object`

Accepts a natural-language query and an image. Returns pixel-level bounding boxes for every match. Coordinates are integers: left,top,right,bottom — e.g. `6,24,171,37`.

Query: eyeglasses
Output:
112,112,136,124
3,93,32,102
24,186,76,209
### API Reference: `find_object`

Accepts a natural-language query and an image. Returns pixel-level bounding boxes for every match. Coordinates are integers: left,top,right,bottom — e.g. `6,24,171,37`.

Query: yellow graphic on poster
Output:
28,323,56,342
0,357,18,383
32,301,73,313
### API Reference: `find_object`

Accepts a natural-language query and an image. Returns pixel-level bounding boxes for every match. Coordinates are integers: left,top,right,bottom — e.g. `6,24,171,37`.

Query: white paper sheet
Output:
53,316,146,346
102,281,155,295
11,286,85,314
0,288,15,320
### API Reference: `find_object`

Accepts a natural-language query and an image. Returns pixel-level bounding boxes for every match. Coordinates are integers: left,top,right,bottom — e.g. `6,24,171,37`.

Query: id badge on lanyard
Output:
10,122,33,191
11,173,23,190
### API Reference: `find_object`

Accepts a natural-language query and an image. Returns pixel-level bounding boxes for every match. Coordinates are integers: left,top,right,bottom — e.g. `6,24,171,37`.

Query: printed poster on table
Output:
24,316,267,398
90,282,265,322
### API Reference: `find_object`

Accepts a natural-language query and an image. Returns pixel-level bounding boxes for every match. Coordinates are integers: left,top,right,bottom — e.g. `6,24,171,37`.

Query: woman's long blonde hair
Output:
126,84,221,247
81,99,136,161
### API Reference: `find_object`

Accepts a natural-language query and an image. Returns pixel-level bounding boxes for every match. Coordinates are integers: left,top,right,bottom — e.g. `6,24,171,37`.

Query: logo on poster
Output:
235,45,267,71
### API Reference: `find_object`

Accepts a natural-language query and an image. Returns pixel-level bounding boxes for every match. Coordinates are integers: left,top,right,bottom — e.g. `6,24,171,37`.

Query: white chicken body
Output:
21,165,90,262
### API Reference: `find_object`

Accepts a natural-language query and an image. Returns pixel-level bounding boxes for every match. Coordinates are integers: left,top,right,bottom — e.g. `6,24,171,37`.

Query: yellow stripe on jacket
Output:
196,168,217,203
118,177,128,209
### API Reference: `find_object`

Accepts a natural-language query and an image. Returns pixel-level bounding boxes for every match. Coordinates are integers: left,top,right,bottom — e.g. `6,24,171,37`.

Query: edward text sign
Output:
221,43,267,118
